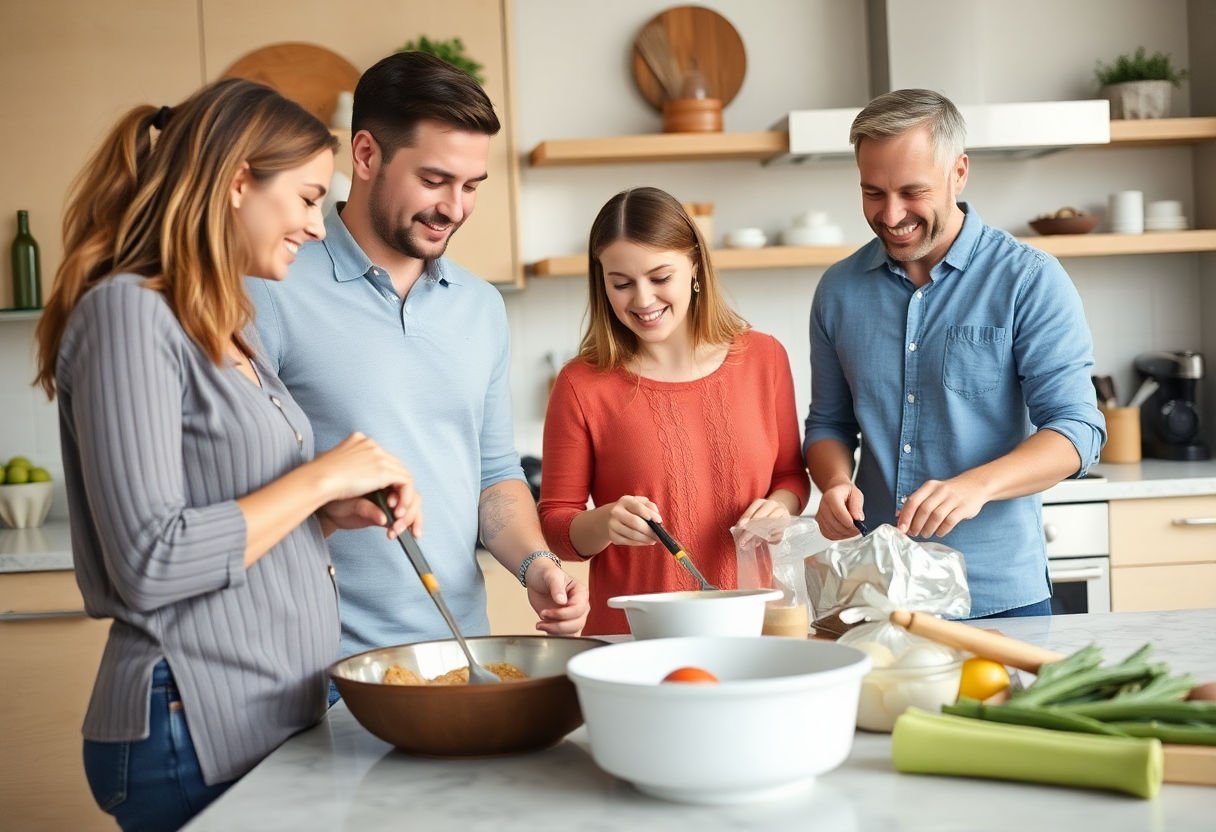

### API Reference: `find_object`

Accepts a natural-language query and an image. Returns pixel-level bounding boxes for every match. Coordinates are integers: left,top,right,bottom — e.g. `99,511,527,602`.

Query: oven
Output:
1042,500,1111,614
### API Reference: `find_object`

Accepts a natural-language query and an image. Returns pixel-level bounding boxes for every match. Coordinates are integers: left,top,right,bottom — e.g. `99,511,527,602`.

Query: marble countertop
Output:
186,609,1215,832
0,520,72,573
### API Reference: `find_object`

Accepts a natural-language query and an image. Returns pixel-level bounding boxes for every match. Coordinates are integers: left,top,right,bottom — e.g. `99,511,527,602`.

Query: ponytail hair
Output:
35,79,338,397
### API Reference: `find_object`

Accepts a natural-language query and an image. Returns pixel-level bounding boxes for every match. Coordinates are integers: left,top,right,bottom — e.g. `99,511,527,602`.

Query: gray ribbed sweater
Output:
56,274,340,785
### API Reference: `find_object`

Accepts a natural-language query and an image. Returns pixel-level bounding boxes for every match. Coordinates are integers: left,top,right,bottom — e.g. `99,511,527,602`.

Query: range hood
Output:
772,0,1112,163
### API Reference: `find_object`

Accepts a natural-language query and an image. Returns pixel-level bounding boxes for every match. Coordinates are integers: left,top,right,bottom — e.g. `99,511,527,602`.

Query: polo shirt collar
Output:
321,204,459,287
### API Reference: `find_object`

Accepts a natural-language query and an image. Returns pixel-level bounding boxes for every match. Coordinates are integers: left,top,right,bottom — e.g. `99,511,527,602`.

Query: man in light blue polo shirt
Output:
805,89,1106,618
249,51,589,661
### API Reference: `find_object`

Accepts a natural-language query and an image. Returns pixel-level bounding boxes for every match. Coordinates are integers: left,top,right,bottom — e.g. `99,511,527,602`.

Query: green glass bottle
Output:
11,210,42,310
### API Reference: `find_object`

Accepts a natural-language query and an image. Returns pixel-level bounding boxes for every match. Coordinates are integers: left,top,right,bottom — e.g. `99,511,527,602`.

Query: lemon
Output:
5,466,30,485
958,657,1011,701
29,467,51,483
0,464,5,485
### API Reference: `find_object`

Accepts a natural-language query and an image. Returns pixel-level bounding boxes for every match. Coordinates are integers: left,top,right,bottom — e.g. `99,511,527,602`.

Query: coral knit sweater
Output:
539,330,811,635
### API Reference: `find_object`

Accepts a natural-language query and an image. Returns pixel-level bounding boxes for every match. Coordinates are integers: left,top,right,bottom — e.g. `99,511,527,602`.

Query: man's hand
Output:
525,559,589,635
817,482,865,540
897,476,989,538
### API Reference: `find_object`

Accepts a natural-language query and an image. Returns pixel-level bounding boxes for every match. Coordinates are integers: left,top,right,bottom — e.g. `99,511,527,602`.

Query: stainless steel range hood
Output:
772,0,1112,163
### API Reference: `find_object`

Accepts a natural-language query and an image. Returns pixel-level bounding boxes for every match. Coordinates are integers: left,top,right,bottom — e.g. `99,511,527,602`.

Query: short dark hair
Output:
352,51,500,159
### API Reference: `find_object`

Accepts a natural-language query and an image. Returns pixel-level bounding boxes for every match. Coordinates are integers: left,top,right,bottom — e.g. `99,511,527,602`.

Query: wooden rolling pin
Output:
889,610,1066,672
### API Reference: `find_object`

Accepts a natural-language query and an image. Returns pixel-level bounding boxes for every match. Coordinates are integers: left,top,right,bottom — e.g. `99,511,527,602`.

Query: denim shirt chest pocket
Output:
943,324,1007,398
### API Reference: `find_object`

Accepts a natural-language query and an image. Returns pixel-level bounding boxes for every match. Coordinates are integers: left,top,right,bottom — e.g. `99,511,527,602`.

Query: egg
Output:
851,641,897,669
892,644,957,669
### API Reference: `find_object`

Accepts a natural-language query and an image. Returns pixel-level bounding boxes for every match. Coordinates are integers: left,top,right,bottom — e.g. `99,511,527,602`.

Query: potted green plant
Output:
400,35,485,85
1094,47,1188,120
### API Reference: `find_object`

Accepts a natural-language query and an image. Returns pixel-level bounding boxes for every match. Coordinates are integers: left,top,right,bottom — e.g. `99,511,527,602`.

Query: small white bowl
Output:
781,225,844,246
723,227,767,249
0,481,54,529
607,588,781,639
566,636,870,804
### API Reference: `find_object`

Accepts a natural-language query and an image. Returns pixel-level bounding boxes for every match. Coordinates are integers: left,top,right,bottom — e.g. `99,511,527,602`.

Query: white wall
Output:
505,0,1202,457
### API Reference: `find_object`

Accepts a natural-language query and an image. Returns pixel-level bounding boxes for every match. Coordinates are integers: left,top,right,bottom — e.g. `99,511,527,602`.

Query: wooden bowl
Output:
1028,214,1100,235
331,635,605,757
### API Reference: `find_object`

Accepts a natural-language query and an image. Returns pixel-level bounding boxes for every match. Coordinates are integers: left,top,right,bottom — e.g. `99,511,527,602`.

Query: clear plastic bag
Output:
732,516,831,637
804,524,971,637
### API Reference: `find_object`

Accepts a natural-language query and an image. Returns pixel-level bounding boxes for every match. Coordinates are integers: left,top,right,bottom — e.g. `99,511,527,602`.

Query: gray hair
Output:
849,89,967,169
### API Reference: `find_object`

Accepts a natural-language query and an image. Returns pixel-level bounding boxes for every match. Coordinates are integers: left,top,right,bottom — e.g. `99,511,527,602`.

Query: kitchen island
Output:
186,609,1214,832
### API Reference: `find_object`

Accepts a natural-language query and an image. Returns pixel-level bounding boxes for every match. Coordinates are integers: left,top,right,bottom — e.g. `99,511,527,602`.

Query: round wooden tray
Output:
631,5,747,112
221,42,361,126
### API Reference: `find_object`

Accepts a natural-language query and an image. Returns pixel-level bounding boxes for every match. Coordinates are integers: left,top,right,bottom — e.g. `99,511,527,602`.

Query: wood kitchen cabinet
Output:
0,570,111,831
201,0,523,287
1109,496,1216,611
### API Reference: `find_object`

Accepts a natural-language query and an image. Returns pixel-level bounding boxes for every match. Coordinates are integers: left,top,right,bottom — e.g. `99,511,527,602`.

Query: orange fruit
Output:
958,657,1011,701
661,666,719,684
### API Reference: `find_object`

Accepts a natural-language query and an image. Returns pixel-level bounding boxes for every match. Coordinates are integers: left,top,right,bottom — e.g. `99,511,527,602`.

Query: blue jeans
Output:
970,597,1054,619
83,661,233,832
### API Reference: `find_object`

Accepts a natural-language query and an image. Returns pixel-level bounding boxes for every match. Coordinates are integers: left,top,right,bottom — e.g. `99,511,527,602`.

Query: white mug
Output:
1108,190,1144,234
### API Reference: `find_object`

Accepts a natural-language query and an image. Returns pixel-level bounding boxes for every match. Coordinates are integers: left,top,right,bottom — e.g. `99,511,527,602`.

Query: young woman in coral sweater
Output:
539,187,810,635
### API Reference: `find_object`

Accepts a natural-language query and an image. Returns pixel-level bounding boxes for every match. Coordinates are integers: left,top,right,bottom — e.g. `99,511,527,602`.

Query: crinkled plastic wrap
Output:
732,516,831,636
804,524,970,636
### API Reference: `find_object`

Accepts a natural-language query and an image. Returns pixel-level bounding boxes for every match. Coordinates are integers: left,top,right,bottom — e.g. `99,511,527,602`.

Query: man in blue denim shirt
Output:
805,89,1106,618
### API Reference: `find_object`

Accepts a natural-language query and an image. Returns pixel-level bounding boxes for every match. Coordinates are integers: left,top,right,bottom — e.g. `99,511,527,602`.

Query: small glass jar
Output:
855,660,962,732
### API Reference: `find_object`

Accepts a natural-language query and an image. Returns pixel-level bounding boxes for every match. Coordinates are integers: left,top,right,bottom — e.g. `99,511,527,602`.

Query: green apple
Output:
29,467,51,483
6,456,31,470
6,466,29,485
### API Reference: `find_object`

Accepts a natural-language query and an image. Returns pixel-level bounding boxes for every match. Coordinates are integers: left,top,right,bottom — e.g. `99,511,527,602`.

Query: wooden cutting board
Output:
1164,744,1216,785
631,5,746,111
221,42,361,126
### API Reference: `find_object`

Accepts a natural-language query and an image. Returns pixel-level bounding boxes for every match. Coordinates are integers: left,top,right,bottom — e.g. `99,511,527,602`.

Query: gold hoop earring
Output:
692,277,701,294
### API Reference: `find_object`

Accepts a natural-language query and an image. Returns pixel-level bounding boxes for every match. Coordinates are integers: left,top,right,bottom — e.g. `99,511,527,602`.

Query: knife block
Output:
662,97,723,133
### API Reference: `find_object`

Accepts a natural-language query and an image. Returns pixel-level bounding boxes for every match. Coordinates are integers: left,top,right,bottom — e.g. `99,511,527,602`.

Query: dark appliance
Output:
1134,350,1210,461
521,455,543,502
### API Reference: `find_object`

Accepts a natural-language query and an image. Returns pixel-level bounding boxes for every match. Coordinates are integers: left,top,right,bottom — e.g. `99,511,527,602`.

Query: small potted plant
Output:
399,35,485,85
1095,46,1188,120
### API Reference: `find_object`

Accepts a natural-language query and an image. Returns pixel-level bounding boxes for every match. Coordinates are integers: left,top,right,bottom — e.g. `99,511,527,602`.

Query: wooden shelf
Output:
1108,117,1216,147
529,230,1216,278
528,131,788,167
527,118,1216,168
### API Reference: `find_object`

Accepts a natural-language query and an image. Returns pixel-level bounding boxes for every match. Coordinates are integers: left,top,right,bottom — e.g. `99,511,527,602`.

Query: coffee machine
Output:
1134,351,1211,460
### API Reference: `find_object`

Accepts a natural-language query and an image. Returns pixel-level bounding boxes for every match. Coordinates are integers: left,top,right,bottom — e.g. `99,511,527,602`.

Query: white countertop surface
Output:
0,520,72,572
185,609,1215,832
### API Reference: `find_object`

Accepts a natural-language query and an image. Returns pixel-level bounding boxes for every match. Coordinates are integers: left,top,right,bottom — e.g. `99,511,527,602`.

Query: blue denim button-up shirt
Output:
805,204,1105,616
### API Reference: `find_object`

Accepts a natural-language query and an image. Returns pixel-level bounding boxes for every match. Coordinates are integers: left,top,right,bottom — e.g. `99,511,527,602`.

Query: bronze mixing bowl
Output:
330,635,606,757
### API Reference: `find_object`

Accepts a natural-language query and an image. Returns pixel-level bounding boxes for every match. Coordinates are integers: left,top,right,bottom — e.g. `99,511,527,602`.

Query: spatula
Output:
369,491,500,684
644,518,718,591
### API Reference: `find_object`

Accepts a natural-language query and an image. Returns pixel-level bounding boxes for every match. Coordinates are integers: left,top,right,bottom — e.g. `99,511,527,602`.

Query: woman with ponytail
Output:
34,79,421,832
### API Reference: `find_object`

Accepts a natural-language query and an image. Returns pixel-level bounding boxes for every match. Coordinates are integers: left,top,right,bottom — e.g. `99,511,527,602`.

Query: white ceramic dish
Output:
607,588,781,639
0,482,53,529
723,227,766,248
565,636,870,804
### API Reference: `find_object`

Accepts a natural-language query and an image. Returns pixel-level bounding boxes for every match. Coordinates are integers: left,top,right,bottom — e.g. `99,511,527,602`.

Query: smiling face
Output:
598,240,697,348
234,149,333,280
857,124,968,269
366,119,491,261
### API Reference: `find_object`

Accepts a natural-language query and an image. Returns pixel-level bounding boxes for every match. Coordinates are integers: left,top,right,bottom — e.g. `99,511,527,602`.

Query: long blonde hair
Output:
35,78,338,396
579,187,748,370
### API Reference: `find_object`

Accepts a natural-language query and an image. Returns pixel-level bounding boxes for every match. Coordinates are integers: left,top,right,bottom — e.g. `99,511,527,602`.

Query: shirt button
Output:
294,431,303,443
903,444,912,453
328,564,336,577
914,291,923,299
907,393,915,403
908,342,918,352
404,303,412,315
270,396,281,407
898,495,907,504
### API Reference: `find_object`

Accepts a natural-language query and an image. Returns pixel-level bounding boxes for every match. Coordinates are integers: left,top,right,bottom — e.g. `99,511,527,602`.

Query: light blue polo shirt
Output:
248,205,525,656
805,204,1105,617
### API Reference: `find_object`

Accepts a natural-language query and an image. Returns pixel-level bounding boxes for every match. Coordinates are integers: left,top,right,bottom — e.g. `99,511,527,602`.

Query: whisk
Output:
635,22,683,101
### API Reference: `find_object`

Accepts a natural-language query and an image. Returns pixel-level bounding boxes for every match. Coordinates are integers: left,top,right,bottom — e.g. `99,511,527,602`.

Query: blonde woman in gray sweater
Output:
34,79,420,832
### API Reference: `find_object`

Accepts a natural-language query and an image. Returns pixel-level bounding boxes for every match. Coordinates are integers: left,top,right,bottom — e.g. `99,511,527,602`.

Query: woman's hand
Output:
738,498,791,524
604,495,663,546
525,559,590,635
311,433,421,538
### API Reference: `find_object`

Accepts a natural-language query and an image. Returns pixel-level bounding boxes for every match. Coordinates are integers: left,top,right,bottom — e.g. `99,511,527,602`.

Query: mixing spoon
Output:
369,491,500,684
644,518,718,591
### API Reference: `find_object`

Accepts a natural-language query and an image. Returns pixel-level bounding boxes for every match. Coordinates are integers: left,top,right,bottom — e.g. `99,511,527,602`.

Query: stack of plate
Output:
1145,200,1188,232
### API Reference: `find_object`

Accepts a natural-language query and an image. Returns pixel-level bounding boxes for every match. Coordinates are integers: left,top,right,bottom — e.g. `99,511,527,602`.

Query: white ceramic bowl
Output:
607,588,781,639
723,227,767,248
0,482,53,529
565,636,870,804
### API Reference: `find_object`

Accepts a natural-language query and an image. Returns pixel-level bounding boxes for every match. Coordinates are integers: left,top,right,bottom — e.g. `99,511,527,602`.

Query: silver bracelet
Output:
517,550,562,587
